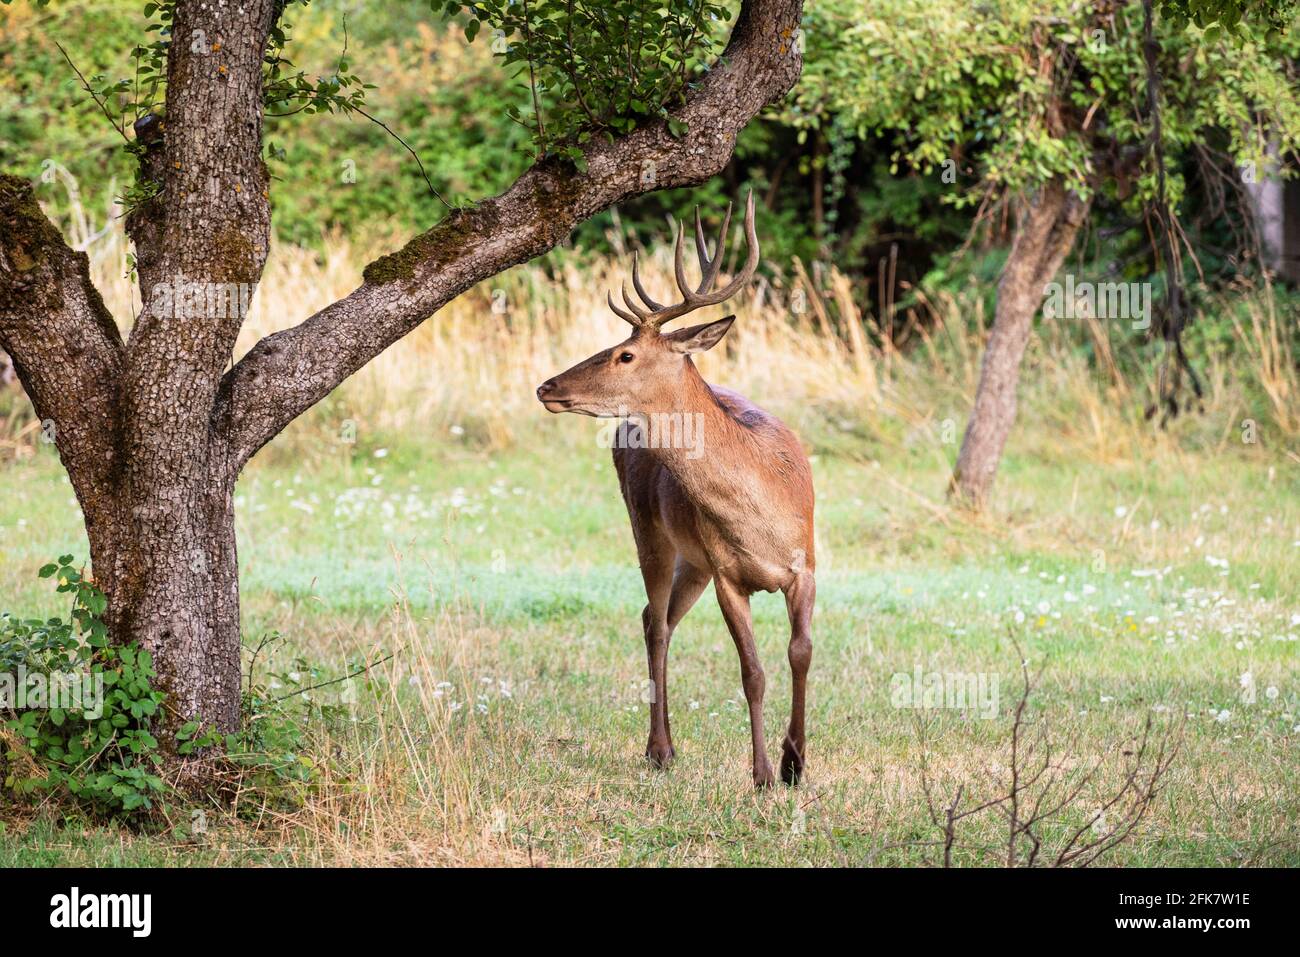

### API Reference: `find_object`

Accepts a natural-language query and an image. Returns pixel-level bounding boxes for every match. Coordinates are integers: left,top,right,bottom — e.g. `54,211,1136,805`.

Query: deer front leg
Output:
640,559,711,768
714,575,775,788
781,572,815,785
635,534,680,768
640,603,674,768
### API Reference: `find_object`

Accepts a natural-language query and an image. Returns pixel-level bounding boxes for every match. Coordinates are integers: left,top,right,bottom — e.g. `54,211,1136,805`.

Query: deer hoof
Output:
752,764,777,789
645,742,675,769
780,741,804,786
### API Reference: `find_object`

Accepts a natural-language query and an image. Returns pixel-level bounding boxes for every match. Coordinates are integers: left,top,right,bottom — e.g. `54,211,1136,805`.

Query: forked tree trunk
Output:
949,180,1089,508
0,0,805,774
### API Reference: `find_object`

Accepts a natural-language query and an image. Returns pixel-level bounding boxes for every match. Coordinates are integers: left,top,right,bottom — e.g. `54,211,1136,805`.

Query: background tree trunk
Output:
1246,140,1285,274
949,180,1089,508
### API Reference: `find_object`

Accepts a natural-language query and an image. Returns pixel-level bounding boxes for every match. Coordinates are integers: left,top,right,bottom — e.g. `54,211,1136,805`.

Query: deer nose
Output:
536,379,557,400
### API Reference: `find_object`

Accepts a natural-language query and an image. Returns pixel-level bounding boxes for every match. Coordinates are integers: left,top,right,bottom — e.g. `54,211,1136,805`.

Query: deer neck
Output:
633,360,751,502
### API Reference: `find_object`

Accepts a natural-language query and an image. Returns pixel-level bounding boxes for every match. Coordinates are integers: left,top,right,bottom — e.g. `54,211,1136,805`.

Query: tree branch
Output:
0,174,125,538
214,0,804,469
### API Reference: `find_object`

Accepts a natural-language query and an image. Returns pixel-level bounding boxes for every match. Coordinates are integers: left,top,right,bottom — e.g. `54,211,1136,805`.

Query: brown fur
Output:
539,324,816,787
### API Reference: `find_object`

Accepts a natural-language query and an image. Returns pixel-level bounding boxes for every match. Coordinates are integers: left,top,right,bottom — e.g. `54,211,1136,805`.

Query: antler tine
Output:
607,289,642,327
694,205,710,270
610,192,760,332
620,280,651,321
630,250,665,312
692,189,758,306
692,201,732,296
671,218,693,308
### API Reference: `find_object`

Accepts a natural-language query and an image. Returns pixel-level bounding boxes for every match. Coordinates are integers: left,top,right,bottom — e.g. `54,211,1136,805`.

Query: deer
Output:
536,192,815,788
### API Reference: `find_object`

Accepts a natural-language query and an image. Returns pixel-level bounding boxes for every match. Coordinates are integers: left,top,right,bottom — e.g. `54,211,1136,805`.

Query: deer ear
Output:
663,316,735,354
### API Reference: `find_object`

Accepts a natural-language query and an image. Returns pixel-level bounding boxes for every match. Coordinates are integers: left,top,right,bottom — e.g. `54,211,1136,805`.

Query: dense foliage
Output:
791,0,1300,327
798,0,1300,209
442,0,731,166
1,557,166,816
1,0,1297,302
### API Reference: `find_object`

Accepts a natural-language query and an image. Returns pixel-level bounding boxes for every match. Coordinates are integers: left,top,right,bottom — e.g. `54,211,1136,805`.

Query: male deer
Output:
536,193,815,787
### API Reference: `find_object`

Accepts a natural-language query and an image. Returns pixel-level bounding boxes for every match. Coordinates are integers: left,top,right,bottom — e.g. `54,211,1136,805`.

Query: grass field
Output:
1,222,1297,866
2,409,1297,866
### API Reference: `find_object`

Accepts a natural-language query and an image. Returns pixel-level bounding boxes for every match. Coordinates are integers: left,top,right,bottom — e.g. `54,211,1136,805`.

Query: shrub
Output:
0,558,329,822
1,556,166,816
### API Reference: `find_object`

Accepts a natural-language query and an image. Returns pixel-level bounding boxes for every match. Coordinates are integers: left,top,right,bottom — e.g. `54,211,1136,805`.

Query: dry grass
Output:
55,197,1295,475
11,151,1290,468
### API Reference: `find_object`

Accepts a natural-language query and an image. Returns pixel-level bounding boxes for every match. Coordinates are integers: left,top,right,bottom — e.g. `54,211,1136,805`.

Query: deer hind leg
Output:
780,572,815,785
714,575,776,788
667,558,711,632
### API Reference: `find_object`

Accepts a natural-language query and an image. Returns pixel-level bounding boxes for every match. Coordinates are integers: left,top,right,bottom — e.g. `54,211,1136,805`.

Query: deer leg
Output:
714,575,775,788
639,546,677,768
644,560,711,763
667,559,711,632
780,572,815,785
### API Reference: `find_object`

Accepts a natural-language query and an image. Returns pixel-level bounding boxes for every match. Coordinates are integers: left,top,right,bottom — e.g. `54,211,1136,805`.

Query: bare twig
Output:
519,0,548,156
55,41,131,144
918,635,1184,868
352,107,452,210
270,650,399,704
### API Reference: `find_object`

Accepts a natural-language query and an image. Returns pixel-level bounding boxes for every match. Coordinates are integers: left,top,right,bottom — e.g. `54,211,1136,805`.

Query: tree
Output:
0,0,805,767
798,0,1300,507
952,179,1088,505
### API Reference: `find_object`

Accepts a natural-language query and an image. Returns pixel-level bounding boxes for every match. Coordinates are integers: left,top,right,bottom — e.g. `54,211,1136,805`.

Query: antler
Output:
607,190,760,332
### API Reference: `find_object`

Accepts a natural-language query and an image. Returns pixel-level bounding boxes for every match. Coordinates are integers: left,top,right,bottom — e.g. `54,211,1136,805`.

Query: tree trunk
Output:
1244,139,1300,282
1248,146,1284,272
87,475,243,738
949,180,1089,508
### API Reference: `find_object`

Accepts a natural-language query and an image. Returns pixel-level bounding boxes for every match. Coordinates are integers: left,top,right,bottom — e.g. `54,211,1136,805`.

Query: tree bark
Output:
1245,139,1291,280
0,0,805,766
949,180,1089,509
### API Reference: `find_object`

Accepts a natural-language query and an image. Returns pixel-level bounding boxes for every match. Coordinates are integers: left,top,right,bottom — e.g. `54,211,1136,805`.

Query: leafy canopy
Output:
440,0,735,166
797,0,1300,211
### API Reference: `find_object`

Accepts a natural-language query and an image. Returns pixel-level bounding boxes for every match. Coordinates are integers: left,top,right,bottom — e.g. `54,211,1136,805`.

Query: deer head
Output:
536,191,759,418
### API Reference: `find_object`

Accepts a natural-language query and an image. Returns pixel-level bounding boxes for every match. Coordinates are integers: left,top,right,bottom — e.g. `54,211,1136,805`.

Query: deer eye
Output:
618,352,635,363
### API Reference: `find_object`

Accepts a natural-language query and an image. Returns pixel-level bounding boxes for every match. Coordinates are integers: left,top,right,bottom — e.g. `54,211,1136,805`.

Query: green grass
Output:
1,424,1298,866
